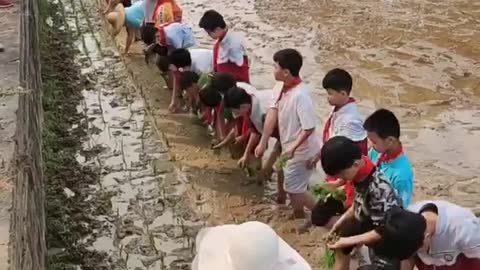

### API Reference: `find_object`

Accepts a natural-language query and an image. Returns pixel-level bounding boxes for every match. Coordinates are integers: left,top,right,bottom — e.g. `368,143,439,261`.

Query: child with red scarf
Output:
310,68,367,228
198,10,250,83
363,108,414,207
320,136,402,270
259,49,320,224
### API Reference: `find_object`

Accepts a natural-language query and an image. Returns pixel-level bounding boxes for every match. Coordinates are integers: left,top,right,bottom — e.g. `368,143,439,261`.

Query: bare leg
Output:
333,250,350,270
276,170,286,204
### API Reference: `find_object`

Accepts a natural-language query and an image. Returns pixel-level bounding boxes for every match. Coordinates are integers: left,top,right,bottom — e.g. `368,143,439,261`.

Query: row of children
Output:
102,2,480,270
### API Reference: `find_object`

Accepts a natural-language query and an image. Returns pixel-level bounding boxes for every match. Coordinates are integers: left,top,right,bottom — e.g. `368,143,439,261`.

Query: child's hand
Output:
254,141,267,158
327,237,356,250
169,101,179,113
237,154,249,169
282,148,295,160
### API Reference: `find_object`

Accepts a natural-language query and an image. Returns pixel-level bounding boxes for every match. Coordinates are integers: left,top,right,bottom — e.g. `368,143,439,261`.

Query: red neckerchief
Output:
275,77,302,105
353,156,375,183
322,97,356,142
213,30,228,72
157,22,174,46
376,144,403,166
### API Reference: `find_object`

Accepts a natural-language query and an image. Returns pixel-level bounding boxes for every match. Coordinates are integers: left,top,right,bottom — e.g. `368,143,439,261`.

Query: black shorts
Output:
311,197,345,227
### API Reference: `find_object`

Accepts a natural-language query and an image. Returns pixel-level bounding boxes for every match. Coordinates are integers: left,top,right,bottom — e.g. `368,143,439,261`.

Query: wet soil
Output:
79,0,480,269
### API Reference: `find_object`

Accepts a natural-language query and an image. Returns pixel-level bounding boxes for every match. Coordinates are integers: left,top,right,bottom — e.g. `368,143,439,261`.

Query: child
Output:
159,48,214,112
106,1,144,54
143,0,182,25
383,201,480,270
179,71,212,115
198,10,250,83
265,49,320,221
223,86,286,202
363,108,414,207
320,136,401,270
309,68,368,228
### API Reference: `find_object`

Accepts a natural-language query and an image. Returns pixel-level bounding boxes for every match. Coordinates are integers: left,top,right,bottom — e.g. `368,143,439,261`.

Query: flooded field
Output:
54,0,480,269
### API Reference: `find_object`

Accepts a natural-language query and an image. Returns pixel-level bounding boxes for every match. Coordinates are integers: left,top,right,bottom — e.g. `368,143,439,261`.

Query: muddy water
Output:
61,0,205,268
98,0,480,269
181,0,480,208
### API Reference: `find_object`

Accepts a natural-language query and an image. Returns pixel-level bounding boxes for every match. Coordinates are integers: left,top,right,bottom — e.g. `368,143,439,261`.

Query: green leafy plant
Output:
312,184,346,203
275,155,290,170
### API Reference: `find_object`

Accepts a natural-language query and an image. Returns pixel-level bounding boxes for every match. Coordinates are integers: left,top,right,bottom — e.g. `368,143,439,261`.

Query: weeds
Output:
39,0,111,269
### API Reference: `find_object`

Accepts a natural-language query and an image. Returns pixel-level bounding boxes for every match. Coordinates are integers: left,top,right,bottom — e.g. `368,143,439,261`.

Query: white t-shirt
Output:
275,83,321,161
189,48,214,74
323,101,366,142
408,200,480,266
236,82,272,133
217,30,246,66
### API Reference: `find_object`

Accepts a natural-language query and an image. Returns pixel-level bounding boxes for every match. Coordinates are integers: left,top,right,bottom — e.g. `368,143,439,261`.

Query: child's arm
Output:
238,132,260,168
215,111,227,140
255,108,277,157
168,72,181,113
212,128,235,149
283,128,315,159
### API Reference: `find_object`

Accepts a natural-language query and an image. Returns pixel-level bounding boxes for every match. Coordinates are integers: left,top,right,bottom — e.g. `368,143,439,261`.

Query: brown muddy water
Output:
62,0,480,269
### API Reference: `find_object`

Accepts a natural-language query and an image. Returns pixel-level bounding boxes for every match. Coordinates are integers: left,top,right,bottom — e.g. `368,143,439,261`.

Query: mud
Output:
80,0,480,269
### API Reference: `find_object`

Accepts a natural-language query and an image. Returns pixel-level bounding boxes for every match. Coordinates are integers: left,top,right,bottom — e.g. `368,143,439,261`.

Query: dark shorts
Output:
311,197,345,227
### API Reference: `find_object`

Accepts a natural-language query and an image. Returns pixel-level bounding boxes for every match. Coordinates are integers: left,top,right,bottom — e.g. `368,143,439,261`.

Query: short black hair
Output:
180,71,199,91
322,68,353,94
156,55,170,73
169,48,192,68
224,87,252,109
152,44,168,56
210,73,236,94
364,109,401,139
141,23,157,45
198,86,222,107
198,10,227,32
320,136,362,176
381,207,426,260
273,49,303,77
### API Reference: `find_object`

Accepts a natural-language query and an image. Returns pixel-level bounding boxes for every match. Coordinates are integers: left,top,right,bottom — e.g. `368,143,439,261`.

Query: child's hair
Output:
382,207,426,260
180,71,200,91
169,48,192,69
198,10,226,32
224,87,252,109
198,85,222,107
141,23,157,45
320,136,362,176
273,49,303,77
322,68,353,94
152,44,168,56
363,109,401,139
156,55,170,73
210,73,236,94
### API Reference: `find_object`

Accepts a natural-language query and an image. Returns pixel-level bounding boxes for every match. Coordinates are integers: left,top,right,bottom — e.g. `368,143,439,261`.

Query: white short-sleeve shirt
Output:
408,200,480,266
217,30,246,66
189,48,214,74
324,102,366,142
276,83,321,161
